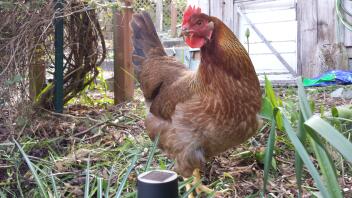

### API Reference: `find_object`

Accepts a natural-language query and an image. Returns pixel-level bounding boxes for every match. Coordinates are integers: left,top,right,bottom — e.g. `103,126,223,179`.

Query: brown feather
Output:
131,12,261,177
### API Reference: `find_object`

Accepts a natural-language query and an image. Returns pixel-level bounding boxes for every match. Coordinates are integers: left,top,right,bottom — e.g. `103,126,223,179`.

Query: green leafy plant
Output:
67,67,114,106
261,77,352,197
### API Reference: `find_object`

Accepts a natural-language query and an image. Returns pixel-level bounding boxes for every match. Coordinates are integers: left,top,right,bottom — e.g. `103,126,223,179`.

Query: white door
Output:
237,0,297,84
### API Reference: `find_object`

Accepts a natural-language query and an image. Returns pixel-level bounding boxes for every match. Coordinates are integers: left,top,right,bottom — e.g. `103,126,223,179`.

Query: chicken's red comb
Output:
182,5,202,25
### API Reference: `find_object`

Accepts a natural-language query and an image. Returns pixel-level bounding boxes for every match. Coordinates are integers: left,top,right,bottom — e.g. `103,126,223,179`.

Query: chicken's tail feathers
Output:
130,11,166,78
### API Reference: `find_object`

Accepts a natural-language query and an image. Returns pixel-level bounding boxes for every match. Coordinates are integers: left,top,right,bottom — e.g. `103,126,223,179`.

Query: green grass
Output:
1,80,351,197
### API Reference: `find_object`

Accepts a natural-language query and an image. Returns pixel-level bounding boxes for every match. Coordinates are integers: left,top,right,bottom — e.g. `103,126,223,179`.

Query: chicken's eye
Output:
196,20,203,26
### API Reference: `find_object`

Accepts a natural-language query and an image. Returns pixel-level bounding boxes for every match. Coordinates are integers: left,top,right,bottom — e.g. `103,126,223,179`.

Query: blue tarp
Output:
303,70,352,87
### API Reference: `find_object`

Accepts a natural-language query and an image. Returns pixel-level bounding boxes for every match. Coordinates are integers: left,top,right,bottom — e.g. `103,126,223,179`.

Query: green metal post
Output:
54,0,64,113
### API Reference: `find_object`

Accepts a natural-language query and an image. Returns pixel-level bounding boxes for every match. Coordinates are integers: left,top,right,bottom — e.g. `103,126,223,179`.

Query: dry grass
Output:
0,86,351,197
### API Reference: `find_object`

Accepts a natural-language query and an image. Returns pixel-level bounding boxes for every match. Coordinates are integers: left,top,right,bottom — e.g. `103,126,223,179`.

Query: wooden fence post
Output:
113,0,134,104
29,44,45,101
170,0,177,37
155,0,163,32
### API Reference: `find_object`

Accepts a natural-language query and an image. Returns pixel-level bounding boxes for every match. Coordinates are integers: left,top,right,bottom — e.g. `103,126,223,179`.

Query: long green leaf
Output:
50,171,59,198
178,177,194,190
97,177,103,198
264,76,283,130
297,78,343,197
35,82,53,103
260,97,273,120
115,154,138,198
282,116,330,198
307,129,342,197
263,114,276,193
295,112,306,198
297,77,312,119
84,155,91,198
105,164,115,198
305,115,352,163
13,140,48,198
264,76,278,107
145,133,160,171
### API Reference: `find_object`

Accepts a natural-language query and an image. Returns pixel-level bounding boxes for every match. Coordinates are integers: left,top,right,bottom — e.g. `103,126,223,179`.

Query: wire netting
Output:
133,0,187,32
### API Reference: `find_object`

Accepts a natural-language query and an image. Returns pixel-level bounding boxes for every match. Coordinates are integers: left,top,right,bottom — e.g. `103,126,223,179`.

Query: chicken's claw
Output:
183,169,227,198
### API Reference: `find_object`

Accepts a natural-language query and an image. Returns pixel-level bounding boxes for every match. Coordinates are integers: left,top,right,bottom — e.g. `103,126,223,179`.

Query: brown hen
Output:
131,6,261,196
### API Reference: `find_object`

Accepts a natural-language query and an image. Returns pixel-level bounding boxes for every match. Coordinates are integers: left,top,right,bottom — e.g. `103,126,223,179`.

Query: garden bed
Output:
0,85,351,197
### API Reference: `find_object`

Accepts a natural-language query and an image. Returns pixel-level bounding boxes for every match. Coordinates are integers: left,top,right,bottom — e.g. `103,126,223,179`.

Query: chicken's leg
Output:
184,169,224,198
184,177,195,198
192,168,214,194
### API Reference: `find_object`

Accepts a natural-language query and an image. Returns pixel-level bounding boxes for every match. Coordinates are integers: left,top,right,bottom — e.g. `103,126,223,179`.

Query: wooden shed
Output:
187,0,352,84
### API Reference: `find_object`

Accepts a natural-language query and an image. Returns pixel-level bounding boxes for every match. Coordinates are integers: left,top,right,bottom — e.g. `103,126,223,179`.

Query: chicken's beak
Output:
180,27,190,38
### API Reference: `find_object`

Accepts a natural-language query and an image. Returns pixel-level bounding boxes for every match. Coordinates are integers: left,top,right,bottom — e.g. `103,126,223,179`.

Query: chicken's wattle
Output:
185,36,206,48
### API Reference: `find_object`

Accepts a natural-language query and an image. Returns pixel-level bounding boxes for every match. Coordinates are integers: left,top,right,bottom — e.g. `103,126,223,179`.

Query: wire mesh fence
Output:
133,0,187,32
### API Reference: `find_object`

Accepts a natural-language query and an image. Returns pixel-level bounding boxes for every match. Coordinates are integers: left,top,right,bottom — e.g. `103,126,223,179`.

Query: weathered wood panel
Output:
233,5,240,36
223,0,235,32
155,0,163,32
239,0,295,10
170,0,177,37
29,44,46,100
317,0,336,44
298,0,347,77
113,2,134,104
297,0,318,77
241,21,297,42
209,0,235,32
209,0,222,20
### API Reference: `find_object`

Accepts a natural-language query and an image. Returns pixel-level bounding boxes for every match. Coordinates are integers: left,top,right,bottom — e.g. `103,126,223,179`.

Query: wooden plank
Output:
240,21,297,42
245,41,297,54
209,0,222,19
233,3,240,36
29,44,45,101
239,0,295,10
317,0,336,44
223,0,234,32
242,8,296,23
113,1,134,104
170,0,177,37
237,0,288,5
238,7,297,76
155,0,163,32
257,71,291,75
208,0,234,32
297,0,318,77
202,0,210,15
250,53,297,70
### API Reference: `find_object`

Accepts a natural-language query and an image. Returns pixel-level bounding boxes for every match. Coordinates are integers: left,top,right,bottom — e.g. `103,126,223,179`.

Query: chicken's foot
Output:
184,169,226,198
192,168,214,194
184,177,195,198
